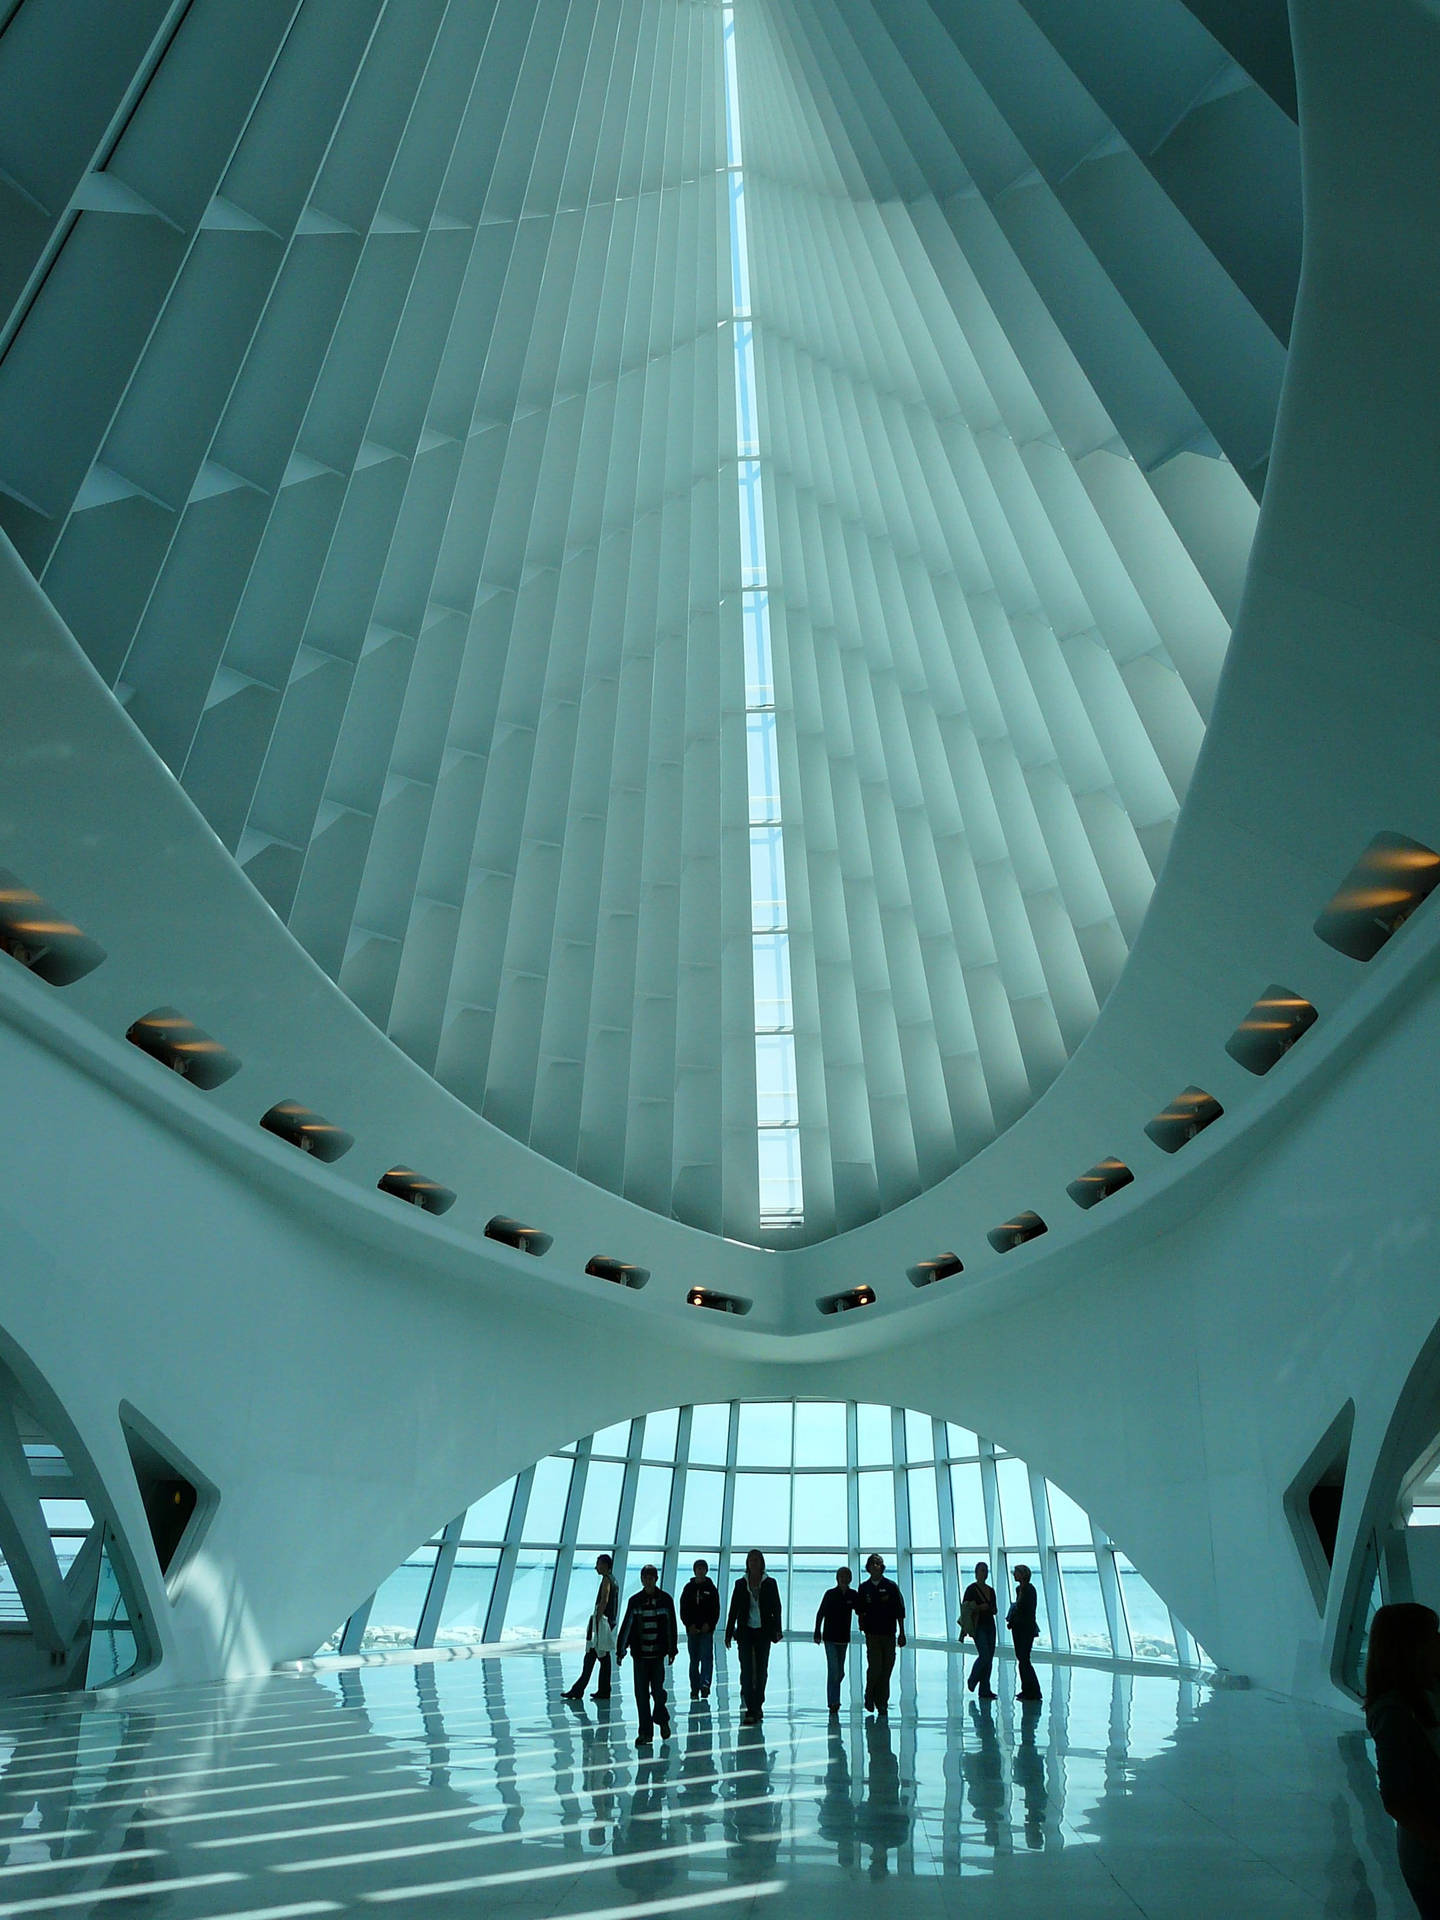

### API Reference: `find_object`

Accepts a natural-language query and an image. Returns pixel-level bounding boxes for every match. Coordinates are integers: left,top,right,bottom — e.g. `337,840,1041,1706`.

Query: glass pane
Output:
996,1457,1036,1546
738,458,767,587
681,1469,724,1545
85,1533,139,1688
503,1554,558,1641
754,1032,798,1126
1047,1479,1092,1547
732,1473,790,1547
576,1461,624,1545
1118,1559,1178,1661
435,1551,498,1648
41,1499,93,1532
734,320,759,457
907,1468,941,1549
858,1471,895,1551
742,592,773,704
794,1401,846,1466
903,1411,934,1464
591,1420,633,1458
758,1129,802,1221
521,1457,573,1543
789,1558,834,1631
946,1424,979,1459
364,1552,436,1652
752,932,793,1031
856,1404,892,1466
462,1480,516,1541
746,710,781,825
689,1403,731,1466
950,1464,988,1552
737,1402,792,1468
911,1557,946,1639
561,1558,606,1634
749,826,786,932
790,1474,848,1546
1059,1552,1111,1656
630,1467,673,1546
641,1408,680,1460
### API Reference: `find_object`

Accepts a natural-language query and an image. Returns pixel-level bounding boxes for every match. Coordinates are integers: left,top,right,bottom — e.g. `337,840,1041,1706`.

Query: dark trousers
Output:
631,1654,670,1737
736,1629,772,1715
824,1638,848,1710
967,1621,996,1695
1013,1630,1041,1699
571,1646,612,1698
864,1633,897,1711
687,1630,714,1693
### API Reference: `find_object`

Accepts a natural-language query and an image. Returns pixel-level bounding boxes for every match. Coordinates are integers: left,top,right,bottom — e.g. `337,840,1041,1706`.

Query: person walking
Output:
616,1563,678,1747
959,1560,998,1700
725,1548,783,1725
814,1565,857,1715
1007,1563,1042,1701
856,1552,906,1716
1366,1602,1440,1917
563,1552,618,1701
679,1557,720,1701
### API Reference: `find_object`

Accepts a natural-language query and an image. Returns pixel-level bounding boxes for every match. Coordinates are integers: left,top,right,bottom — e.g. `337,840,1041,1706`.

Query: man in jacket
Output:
616,1563,678,1746
813,1564,857,1715
679,1557,721,1700
725,1548,783,1725
1007,1564,1042,1701
856,1552,906,1716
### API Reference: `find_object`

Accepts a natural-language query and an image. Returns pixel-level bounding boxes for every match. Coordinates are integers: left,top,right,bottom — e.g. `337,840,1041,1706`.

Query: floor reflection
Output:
0,1643,1420,1916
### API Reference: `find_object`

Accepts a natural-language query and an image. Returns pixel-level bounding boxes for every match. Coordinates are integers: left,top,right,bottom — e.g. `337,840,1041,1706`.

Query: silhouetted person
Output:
1366,1601,1440,1916
856,1552,906,1716
563,1552,617,1701
814,1565,858,1714
616,1563,677,1747
726,1548,783,1724
1007,1563,1042,1701
960,1559,998,1699
679,1557,720,1700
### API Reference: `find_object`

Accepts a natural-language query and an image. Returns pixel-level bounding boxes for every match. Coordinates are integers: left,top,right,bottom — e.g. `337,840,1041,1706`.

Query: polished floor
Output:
0,1643,1414,1919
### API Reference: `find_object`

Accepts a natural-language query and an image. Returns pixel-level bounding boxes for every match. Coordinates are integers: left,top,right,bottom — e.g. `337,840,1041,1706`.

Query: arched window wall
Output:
329,1402,1201,1669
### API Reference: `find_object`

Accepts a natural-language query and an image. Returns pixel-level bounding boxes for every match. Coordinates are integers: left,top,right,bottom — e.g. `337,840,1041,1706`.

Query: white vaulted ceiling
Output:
0,0,1294,1243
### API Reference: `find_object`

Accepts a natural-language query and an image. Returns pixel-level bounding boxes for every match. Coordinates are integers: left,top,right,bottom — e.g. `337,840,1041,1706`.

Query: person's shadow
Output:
723,1721,781,1878
963,1697,1007,1852
817,1722,857,1869
613,1752,675,1895
1013,1697,1048,1849
857,1714,914,1879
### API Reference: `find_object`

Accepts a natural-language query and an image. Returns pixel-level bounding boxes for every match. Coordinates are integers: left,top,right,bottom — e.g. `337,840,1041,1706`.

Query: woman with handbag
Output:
959,1560,998,1700
563,1553,618,1701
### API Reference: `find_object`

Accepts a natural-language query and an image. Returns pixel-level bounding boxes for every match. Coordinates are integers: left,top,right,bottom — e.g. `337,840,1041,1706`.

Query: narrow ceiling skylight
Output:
727,0,803,1230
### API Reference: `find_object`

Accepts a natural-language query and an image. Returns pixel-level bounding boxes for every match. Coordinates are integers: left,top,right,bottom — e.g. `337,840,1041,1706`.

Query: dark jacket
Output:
814,1584,857,1643
592,1572,619,1628
679,1575,720,1634
856,1574,906,1639
1007,1581,1039,1640
726,1573,783,1642
616,1585,678,1661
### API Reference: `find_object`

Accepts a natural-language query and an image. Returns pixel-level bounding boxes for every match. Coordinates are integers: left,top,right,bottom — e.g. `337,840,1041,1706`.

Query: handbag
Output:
958,1598,980,1640
592,1614,615,1657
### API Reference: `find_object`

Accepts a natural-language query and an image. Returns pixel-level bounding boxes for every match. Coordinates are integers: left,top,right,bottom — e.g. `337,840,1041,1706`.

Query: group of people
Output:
561,1548,1043,1747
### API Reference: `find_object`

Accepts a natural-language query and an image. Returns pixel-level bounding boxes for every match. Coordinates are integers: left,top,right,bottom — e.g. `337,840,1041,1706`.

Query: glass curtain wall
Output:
331,1402,1200,1669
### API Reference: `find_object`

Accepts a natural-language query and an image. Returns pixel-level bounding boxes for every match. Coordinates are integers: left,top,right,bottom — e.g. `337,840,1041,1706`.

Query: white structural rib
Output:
0,0,1287,1243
